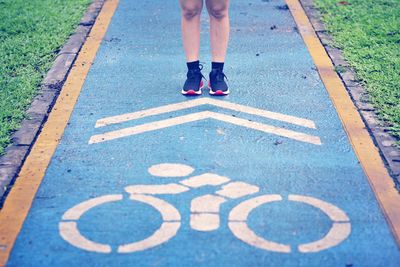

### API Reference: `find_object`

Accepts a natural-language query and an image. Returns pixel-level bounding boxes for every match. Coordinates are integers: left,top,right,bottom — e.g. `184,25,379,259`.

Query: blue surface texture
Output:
7,0,400,266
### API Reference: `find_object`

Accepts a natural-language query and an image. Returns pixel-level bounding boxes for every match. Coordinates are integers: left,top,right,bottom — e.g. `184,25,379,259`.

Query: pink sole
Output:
207,83,229,96
181,80,204,96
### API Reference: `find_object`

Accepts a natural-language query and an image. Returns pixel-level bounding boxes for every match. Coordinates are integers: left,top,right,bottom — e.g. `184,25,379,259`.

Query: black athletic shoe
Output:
181,66,205,96
208,68,229,96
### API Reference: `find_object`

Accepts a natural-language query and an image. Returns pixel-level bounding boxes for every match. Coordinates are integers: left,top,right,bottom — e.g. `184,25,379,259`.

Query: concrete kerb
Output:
299,0,400,185
0,0,106,202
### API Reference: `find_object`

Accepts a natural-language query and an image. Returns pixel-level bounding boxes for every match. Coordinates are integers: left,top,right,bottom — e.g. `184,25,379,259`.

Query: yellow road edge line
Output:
0,0,119,264
285,0,400,245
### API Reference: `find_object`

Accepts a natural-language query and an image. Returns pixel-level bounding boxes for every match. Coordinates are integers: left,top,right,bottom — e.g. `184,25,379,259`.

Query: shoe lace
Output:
187,63,206,80
214,69,228,82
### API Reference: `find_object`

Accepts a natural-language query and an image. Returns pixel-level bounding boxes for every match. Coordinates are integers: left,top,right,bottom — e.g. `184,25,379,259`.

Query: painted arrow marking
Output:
95,98,316,129
89,110,322,145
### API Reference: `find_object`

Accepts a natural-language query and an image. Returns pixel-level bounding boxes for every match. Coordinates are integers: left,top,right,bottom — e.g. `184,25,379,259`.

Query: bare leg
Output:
206,0,230,62
179,0,203,62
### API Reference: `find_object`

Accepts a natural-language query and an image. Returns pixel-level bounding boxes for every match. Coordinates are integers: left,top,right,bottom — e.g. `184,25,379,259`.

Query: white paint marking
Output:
60,194,181,254
95,98,209,128
125,184,189,195
298,222,351,253
180,173,230,188
62,194,123,221
129,194,181,221
190,194,227,213
288,195,350,222
190,195,226,232
216,182,260,199
229,194,282,221
210,112,322,145
117,222,180,253
90,111,210,144
89,111,321,145
148,163,194,177
59,222,112,253
95,98,316,129
229,222,291,253
212,99,316,129
118,222,181,253
191,213,221,232
229,194,350,253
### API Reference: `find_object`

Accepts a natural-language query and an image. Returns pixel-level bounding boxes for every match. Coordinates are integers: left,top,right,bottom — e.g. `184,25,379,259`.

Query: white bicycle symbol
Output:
59,163,351,254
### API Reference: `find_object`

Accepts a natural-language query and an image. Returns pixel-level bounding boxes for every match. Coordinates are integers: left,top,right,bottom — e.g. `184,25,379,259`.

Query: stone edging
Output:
0,0,105,201
299,0,400,186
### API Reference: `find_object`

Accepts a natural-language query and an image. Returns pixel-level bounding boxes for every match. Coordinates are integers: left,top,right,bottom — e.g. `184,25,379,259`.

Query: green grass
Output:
314,0,400,142
0,0,91,155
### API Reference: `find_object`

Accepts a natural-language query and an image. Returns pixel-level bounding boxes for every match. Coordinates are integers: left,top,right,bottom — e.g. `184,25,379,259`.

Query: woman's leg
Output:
205,0,230,95
206,0,230,62
179,0,203,62
180,0,205,95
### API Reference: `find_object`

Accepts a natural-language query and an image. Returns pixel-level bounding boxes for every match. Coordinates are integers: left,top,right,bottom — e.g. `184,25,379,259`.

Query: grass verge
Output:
0,0,91,155
314,0,400,142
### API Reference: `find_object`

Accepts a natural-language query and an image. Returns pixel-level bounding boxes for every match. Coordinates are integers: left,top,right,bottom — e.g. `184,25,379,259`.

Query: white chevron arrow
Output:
95,98,316,129
89,102,322,145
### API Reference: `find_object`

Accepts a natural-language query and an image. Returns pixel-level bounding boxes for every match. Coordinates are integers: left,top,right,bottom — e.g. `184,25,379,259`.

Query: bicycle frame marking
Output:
59,164,351,254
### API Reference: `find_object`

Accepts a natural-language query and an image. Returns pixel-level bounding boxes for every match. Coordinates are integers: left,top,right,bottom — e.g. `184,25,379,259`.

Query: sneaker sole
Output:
181,81,203,96
208,83,230,96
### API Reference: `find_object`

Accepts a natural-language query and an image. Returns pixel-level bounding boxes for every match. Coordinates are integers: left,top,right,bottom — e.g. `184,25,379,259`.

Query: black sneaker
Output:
181,65,205,96
208,68,229,96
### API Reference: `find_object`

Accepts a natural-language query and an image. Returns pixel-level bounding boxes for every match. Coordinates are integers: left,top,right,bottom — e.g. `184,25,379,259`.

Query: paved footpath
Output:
1,0,400,266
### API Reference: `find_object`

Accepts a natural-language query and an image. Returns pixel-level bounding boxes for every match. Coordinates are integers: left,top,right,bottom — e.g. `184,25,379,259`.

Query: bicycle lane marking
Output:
88,107,322,145
0,0,119,265
58,163,351,254
59,193,181,254
285,0,400,244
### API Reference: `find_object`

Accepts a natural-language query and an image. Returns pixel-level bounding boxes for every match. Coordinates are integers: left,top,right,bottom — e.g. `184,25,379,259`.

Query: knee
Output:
181,3,202,20
208,3,228,20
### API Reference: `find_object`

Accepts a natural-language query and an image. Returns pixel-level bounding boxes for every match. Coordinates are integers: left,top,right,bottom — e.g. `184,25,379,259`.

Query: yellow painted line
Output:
285,0,400,245
0,0,119,265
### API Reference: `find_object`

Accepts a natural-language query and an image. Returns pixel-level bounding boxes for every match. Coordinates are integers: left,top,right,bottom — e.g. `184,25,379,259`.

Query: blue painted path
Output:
7,0,400,266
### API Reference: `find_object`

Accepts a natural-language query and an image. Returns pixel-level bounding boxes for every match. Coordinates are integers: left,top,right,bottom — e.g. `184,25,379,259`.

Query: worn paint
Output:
0,0,119,265
285,0,400,245
1,0,399,266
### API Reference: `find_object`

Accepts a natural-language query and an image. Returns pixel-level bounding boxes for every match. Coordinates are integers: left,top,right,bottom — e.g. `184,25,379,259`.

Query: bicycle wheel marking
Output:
59,194,123,253
229,195,282,221
118,222,181,253
298,222,351,253
229,222,292,253
62,194,123,220
59,222,112,253
289,194,351,253
228,194,351,253
59,194,181,254
59,164,351,255
228,195,290,253
288,194,350,222
129,195,180,222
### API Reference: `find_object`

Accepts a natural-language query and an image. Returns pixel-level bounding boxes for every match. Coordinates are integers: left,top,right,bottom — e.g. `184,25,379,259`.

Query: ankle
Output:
211,62,224,71
187,60,200,71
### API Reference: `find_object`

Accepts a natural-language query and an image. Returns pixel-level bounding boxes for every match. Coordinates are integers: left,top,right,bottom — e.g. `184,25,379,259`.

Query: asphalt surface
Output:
6,0,400,266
